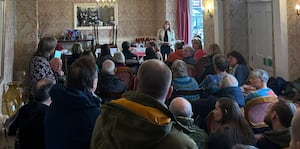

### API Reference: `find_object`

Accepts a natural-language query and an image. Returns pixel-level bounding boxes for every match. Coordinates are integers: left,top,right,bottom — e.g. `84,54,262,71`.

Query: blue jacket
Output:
215,87,245,107
45,84,101,149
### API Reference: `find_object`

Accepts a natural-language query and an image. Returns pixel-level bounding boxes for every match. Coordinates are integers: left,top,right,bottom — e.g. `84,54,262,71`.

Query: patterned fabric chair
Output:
244,96,277,129
115,67,134,90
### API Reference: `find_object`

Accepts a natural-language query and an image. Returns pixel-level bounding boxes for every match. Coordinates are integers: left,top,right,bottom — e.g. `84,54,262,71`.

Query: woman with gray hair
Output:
243,68,277,103
113,51,126,67
171,60,199,101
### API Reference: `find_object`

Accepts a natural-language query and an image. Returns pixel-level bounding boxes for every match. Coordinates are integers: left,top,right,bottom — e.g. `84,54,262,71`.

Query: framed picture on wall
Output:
74,3,118,30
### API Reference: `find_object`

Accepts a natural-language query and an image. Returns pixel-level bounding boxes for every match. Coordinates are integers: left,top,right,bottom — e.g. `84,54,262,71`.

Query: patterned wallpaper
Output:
229,0,248,58
203,0,215,51
38,0,170,41
287,0,300,80
14,0,39,96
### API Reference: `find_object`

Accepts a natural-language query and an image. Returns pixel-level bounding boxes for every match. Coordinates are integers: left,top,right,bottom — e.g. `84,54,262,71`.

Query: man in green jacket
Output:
90,59,197,149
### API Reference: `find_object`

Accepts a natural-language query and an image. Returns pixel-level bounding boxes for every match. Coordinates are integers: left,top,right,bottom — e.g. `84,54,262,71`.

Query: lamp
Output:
202,6,213,18
96,0,117,8
296,4,300,16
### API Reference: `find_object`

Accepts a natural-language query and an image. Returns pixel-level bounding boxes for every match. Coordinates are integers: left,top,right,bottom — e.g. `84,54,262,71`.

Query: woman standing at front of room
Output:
157,21,176,61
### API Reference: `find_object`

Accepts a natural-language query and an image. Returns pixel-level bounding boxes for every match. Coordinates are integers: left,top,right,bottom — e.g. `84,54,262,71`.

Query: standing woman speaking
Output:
157,21,176,61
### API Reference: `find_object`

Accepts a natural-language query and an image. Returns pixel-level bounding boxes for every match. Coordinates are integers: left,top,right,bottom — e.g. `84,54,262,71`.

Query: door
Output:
248,1,274,74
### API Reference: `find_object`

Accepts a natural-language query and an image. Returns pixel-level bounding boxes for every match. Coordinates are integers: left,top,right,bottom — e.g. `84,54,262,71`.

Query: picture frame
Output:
74,3,118,30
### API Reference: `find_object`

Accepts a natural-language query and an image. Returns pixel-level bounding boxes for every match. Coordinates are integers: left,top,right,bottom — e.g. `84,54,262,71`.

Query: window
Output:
190,0,204,43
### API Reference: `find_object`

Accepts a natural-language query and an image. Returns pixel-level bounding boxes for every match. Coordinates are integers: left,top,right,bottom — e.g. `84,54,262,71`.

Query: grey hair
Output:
102,60,115,74
251,68,269,83
184,45,195,56
219,74,238,88
171,60,187,78
113,51,125,64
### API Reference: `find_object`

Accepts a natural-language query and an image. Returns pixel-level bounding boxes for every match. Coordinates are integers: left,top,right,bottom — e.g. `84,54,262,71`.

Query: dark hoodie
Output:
257,128,290,149
9,102,49,149
45,84,101,149
90,91,197,149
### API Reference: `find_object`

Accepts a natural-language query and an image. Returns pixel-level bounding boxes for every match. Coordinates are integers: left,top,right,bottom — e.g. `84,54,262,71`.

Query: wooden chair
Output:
244,96,277,129
115,67,134,90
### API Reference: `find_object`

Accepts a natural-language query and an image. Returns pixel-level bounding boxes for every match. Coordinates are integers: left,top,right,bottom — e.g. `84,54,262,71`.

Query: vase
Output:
1,81,23,117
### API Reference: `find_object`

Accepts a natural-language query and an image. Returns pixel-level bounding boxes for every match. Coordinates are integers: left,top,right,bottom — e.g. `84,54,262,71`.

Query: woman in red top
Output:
192,37,206,61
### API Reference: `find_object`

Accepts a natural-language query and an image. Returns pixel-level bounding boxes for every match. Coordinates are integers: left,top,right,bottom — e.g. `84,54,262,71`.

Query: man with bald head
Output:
91,59,197,149
169,97,208,149
290,109,300,149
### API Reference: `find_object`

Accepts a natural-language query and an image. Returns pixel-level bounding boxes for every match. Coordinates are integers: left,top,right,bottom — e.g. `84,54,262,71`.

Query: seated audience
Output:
208,97,256,149
182,45,196,65
81,50,99,72
50,57,66,84
196,43,222,83
45,57,101,149
227,50,250,86
191,75,244,130
166,41,184,65
171,60,199,101
29,37,56,96
200,54,228,92
121,41,137,60
143,47,158,61
113,51,126,68
96,44,113,70
96,60,127,101
90,59,197,149
192,37,206,61
290,108,300,149
243,68,277,103
169,97,208,149
68,42,83,65
257,100,296,149
215,74,245,107
9,79,54,149
147,41,163,61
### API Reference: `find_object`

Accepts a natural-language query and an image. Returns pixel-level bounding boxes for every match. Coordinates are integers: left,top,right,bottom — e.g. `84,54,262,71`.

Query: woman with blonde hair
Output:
157,21,176,61
196,43,222,83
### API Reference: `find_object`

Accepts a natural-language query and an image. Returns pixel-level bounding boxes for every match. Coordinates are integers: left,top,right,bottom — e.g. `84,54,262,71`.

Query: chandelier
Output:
96,0,117,8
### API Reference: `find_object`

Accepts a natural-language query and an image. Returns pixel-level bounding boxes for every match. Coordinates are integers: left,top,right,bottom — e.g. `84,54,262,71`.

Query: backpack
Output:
267,77,287,95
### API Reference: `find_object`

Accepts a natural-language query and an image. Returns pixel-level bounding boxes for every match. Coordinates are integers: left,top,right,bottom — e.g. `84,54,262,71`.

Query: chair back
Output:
172,88,208,98
115,67,134,90
244,96,277,128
